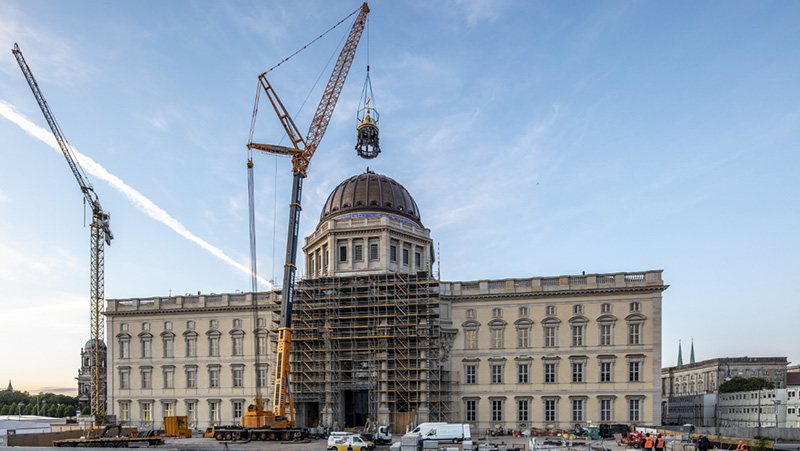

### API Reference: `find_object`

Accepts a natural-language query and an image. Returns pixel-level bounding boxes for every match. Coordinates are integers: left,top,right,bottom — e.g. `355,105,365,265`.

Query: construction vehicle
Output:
163,416,192,438
12,43,112,426
208,3,370,441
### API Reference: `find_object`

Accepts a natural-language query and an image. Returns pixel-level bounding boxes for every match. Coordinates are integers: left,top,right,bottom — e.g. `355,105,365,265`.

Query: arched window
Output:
596,314,617,346
625,313,647,345
515,318,533,348
488,319,507,349
542,317,561,348
569,316,589,347
462,320,481,350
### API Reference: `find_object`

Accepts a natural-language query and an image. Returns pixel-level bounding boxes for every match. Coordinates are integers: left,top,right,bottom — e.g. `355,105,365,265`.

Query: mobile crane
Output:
13,43,113,425
208,3,370,441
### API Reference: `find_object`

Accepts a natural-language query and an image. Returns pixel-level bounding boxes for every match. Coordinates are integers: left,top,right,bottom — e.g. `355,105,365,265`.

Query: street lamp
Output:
17,403,25,420
715,363,733,436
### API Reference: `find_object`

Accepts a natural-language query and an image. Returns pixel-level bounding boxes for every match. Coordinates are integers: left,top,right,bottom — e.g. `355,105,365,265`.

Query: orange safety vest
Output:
644,437,654,448
656,437,665,448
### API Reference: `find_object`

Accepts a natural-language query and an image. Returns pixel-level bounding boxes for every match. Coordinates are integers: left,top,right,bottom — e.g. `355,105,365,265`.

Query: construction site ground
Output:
149,436,629,450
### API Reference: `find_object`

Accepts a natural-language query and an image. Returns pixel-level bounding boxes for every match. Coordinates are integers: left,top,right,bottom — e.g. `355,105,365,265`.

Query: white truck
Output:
419,423,471,443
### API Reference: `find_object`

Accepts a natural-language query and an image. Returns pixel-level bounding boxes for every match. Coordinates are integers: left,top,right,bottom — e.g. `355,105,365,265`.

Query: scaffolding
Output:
282,272,452,430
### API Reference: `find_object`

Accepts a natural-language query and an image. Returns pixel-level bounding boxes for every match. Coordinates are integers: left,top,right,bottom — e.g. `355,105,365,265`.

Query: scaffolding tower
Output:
280,272,452,431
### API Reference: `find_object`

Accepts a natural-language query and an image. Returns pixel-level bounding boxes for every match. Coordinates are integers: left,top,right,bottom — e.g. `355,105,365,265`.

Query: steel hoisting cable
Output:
261,4,362,75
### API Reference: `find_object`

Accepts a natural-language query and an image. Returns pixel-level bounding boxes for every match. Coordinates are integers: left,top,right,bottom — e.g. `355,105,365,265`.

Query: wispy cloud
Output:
452,0,508,27
0,99,275,290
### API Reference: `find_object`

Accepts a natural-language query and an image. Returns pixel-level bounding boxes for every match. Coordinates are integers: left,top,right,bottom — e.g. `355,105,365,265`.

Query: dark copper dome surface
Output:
320,172,421,225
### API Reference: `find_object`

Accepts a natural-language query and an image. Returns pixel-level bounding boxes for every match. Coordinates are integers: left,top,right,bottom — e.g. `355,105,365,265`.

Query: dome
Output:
320,172,421,225
84,339,106,349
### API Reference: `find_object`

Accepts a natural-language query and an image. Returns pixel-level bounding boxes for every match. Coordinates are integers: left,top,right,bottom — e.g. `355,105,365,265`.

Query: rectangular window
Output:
544,326,556,347
518,364,529,384
257,367,267,388
163,401,174,417
163,337,174,358
187,401,197,425
120,402,130,422
572,325,584,346
546,305,556,315
629,323,641,345
465,400,477,422
492,364,503,384
164,321,172,330
355,244,363,261
209,368,220,388
120,340,130,359
232,336,243,356
465,330,477,350
600,324,612,346
545,399,556,422
163,370,174,389
209,320,218,329
572,399,584,422
141,402,152,422
390,245,397,262
629,361,641,382
600,362,612,382
339,246,347,262
491,328,503,349
233,319,242,328
187,320,195,330
518,327,530,348
257,336,267,355
370,243,378,260
232,367,244,387
210,401,220,423
119,371,130,389
209,337,220,357
141,339,151,358
629,399,640,421
545,363,556,383
233,401,243,421
186,368,197,388
415,252,421,268
465,365,477,384
600,399,612,422
403,248,409,265
141,370,152,389
602,303,611,313
518,399,529,422
186,337,197,357
572,362,584,383
491,400,503,422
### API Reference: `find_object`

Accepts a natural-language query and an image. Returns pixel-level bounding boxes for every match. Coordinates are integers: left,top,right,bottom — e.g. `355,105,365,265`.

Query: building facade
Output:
661,357,789,427
105,171,666,431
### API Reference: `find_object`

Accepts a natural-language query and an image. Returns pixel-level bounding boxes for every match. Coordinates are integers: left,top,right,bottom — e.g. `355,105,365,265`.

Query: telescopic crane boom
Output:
243,2,369,429
13,43,113,425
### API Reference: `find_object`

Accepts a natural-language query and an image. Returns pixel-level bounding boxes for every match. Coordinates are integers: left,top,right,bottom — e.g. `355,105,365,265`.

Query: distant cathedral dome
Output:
320,171,421,225
84,339,106,349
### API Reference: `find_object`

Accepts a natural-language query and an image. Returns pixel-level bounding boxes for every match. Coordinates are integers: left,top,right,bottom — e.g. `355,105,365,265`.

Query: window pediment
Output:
569,315,589,324
514,318,534,327
488,319,507,328
626,313,647,323
160,331,175,338
206,330,222,337
229,329,245,337
137,332,152,339
596,314,618,323
116,332,131,340
542,317,561,325
182,330,198,338
462,319,481,329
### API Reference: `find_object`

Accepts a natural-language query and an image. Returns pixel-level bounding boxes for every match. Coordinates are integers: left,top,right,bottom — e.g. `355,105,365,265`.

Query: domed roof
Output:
84,339,106,349
320,171,421,225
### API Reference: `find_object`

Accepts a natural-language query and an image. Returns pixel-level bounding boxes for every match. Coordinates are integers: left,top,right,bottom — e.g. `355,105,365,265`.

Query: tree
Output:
81,406,91,415
0,404,11,415
47,404,58,417
719,377,775,393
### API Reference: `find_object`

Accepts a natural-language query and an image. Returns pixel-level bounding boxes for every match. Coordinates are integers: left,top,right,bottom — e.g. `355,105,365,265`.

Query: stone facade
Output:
105,172,666,431
444,272,666,431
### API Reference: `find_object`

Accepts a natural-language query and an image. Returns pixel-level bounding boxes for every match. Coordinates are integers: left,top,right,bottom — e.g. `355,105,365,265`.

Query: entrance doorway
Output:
344,390,369,428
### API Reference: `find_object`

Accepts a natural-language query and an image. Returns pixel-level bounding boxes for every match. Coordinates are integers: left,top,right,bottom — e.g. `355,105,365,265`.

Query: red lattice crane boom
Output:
243,2,369,430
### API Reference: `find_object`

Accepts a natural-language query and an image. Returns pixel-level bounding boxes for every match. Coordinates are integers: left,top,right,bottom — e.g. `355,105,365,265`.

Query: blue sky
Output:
1,1,798,395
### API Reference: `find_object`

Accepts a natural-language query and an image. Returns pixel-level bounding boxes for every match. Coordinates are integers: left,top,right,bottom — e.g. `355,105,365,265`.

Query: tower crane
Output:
13,43,113,425
242,2,370,433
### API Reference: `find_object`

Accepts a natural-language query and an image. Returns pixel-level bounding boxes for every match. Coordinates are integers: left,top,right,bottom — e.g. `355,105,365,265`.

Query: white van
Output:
406,422,447,437
327,432,375,451
420,423,471,443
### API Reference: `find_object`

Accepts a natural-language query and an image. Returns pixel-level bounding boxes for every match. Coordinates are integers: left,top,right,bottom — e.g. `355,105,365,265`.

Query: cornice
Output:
443,285,669,301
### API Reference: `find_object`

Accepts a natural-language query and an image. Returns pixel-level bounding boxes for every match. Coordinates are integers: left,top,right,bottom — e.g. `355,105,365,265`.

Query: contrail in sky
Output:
0,99,276,291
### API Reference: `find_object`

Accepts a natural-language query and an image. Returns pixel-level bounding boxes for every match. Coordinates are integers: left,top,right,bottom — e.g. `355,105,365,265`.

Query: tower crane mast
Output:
243,2,369,430
13,43,113,425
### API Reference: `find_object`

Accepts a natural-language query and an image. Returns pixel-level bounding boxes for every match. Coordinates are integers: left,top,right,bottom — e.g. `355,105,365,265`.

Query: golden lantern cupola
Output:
355,66,380,159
